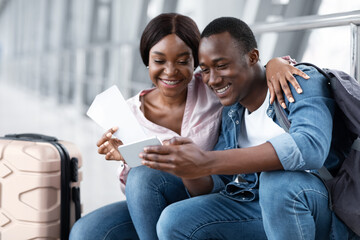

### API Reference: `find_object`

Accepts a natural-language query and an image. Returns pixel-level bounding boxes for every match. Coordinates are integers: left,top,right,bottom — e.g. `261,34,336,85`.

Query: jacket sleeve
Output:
268,64,335,171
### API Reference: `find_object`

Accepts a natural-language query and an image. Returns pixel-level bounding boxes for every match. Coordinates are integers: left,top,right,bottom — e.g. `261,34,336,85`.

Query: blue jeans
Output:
70,167,352,239
126,166,189,240
69,165,189,240
69,201,138,240
259,171,332,240
128,167,266,239
156,171,351,240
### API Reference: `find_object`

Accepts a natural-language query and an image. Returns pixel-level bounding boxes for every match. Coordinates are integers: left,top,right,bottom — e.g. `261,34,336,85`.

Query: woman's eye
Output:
154,60,165,64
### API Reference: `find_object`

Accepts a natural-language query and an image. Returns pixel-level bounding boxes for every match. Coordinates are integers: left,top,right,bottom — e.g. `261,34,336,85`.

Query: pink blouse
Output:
118,72,223,192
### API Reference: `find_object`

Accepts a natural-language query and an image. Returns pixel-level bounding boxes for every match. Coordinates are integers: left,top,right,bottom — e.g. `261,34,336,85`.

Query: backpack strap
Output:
352,137,360,151
273,99,290,132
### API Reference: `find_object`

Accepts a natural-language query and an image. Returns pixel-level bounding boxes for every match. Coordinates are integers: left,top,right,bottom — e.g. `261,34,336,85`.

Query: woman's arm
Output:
266,56,310,108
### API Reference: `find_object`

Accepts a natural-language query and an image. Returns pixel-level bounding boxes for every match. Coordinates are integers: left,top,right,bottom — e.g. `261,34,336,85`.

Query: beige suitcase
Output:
0,134,82,240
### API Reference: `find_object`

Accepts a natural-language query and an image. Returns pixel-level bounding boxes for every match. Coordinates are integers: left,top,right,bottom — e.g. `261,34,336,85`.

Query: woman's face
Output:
148,34,194,98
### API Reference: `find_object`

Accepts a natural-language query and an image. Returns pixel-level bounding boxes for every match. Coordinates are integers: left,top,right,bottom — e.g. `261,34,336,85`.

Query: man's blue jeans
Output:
70,166,350,239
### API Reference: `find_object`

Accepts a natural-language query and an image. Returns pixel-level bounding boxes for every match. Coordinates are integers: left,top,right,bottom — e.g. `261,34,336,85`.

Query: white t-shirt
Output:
238,90,285,148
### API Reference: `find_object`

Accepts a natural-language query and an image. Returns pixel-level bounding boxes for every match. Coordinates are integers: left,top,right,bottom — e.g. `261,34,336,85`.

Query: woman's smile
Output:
159,78,183,88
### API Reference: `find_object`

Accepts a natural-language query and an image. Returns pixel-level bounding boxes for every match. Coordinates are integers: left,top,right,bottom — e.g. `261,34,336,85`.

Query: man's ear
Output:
248,48,259,65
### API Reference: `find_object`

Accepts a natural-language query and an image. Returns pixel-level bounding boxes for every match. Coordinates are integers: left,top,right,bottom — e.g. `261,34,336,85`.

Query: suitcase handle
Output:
5,133,58,141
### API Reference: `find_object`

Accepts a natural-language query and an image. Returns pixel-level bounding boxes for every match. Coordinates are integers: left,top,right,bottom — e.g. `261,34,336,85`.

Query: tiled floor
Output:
0,82,126,215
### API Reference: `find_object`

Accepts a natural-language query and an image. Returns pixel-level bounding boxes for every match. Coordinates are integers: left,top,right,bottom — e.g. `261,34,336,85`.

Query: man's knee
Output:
259,171,305,209
259,171,328,211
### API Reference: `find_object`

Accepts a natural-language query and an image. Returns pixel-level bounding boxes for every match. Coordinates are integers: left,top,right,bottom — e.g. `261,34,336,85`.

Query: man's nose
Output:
208,70,222,86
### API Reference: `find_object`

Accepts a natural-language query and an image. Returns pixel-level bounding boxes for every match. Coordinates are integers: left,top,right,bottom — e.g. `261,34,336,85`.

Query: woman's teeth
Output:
162,80,181,85
216,85,230,93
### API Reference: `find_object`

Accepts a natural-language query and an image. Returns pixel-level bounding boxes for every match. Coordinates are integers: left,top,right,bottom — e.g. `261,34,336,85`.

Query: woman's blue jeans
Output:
70,166,350,240
69,165,189,240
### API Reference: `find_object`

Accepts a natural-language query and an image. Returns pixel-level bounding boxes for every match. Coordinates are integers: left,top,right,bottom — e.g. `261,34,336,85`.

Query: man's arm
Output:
269,65,335,171
140,138,282,194
140,65,335,195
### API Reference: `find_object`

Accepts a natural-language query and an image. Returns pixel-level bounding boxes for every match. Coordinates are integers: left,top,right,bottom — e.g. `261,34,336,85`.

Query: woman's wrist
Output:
281,55,297,65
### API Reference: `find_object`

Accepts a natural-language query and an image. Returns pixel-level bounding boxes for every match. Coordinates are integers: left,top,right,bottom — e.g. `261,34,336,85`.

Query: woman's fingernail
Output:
281,103,287,109
297,88,303,94
289,97,294,103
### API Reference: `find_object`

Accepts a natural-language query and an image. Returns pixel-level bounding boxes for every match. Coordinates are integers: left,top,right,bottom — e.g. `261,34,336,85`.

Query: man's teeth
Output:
163,80,180,85
216,85,230,93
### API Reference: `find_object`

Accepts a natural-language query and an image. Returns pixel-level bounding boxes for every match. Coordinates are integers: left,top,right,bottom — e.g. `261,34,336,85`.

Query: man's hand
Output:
140,137,212,179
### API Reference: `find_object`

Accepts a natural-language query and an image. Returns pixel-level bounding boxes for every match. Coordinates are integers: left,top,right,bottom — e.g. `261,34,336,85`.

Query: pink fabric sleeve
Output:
119,164,131,193
281,55,297,65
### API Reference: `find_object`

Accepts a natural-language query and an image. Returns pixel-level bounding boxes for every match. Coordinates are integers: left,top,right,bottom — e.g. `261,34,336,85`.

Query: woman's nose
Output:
164,63,178,75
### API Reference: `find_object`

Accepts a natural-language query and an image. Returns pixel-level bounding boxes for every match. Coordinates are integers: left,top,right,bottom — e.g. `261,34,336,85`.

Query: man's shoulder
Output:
295,64,327,80
291,64,331,100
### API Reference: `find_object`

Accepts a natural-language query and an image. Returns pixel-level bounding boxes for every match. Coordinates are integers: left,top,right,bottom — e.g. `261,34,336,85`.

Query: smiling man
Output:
141,17,353,239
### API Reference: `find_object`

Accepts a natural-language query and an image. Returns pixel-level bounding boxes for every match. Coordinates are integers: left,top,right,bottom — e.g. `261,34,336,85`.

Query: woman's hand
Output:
97,127,125,161
266,57,310,108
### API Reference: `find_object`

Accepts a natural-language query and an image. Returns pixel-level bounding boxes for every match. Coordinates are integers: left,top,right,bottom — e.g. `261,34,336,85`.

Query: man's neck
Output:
240,64,268,113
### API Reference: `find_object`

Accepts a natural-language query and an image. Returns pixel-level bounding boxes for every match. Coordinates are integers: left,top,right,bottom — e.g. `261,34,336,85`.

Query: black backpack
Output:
273,62,360,236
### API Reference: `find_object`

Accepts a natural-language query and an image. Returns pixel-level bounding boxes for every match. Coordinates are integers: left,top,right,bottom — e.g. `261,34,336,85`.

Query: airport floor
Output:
0,82,126,215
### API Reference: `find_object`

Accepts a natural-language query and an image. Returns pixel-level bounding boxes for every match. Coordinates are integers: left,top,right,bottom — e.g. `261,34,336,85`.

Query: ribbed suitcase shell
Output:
0,135,82,240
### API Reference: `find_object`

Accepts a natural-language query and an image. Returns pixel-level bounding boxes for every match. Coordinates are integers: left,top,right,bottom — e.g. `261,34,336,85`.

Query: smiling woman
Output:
69,13,307,240
145,34,195,134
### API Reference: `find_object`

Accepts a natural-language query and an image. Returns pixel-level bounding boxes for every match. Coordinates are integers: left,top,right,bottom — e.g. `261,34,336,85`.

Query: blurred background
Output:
0,0,359,215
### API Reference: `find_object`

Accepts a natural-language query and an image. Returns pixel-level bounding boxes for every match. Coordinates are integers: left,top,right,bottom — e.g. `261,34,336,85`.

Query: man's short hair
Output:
201,17,257,54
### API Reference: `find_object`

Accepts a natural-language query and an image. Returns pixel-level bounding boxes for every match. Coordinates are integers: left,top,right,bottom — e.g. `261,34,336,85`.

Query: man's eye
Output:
217,64,227,69
200,68,209,74
178,61,189,65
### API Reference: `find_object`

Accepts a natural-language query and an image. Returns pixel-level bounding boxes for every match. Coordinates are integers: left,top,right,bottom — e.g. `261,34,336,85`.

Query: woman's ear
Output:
248,48,260,65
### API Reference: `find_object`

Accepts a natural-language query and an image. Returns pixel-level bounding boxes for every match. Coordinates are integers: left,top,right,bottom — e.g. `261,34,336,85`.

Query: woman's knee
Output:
157,205,184,239
69,213,101,240
69,201,134,240
126,165,182,199
127,166,163,190
69,217,87,239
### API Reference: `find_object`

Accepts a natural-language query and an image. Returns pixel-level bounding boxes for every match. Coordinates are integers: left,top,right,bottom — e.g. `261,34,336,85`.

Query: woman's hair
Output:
140,13,200,67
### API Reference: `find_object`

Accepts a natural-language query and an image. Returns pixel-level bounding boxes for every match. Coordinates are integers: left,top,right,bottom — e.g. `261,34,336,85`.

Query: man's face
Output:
199,32,253,106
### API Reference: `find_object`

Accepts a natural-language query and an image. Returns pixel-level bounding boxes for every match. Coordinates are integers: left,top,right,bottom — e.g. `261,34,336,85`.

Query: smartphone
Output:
118,136,162,168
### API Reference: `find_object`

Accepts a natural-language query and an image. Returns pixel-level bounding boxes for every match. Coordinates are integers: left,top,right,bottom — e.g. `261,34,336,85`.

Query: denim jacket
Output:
210,64,352,202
